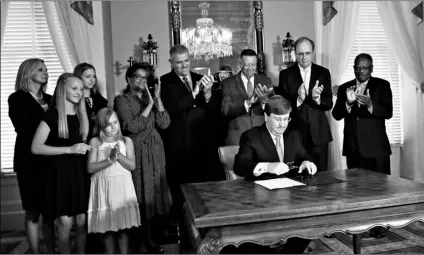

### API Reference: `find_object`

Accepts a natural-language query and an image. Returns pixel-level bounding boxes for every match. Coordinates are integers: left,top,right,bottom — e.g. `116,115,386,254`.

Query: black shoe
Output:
369,226,388,239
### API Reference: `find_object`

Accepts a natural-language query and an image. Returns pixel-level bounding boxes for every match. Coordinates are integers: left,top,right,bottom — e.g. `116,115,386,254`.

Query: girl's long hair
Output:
15,58,47,92
94,107,125,145
51,73,89,141
73,62,101,96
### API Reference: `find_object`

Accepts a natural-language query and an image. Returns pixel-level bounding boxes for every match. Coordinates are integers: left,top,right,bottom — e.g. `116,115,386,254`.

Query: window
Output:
1,2,65,172
339,1,403,145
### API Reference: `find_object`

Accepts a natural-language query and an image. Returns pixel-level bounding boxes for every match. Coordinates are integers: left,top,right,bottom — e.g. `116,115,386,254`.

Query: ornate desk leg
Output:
197,236,222,254
352,234,361,254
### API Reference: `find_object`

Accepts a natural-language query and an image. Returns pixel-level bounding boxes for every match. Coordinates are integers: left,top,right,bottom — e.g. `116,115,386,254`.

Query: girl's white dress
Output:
88,140,141,233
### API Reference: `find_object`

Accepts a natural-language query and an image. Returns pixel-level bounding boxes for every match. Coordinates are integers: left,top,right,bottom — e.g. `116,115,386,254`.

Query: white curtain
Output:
42,1,93,72
1,1,10,44
377,1,424,181
314,1,360,171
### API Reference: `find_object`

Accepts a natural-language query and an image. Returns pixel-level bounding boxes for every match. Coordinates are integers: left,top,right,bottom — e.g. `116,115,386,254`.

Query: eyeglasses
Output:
354,66,371,72
132,74,147,81
242,63,257,69
296,52,312,58
271,116,291,123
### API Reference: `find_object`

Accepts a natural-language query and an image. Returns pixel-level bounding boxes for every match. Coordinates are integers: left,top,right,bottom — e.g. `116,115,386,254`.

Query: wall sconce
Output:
282,32,295,67
142,34,158,66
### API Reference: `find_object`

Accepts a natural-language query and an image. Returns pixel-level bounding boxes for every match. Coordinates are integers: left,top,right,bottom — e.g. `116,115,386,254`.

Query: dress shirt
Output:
253,125,285,176
242,73,256,112
297,64,311,107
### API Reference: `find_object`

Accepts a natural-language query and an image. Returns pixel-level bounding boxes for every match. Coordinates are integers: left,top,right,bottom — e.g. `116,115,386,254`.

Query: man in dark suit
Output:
160,44,225,216
233,95,316,254
275,37,333,172
332,53,393,239
221,49,274,145
332,53,392,175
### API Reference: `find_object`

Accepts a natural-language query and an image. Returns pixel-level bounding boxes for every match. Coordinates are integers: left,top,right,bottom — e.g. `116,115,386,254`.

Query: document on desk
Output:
255,177,305,190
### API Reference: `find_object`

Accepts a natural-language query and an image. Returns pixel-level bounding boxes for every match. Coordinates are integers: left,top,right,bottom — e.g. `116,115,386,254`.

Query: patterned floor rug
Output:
2,221,424,254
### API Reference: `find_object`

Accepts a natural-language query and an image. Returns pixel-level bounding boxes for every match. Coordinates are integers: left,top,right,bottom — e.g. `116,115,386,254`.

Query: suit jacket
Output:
160,70,220,149
221,72,273,145
234,124,313,180
332,77,392,158
275,63,333,145
8,90,52,173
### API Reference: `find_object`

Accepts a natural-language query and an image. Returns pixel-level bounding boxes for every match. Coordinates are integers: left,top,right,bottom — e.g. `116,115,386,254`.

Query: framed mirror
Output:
168,1,265,74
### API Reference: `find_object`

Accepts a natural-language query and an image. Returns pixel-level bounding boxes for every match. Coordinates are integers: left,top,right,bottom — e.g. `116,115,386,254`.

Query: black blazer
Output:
276,63,333,145
8,90,52,173
234,124,313,180
86,93,108,139
332,77,392,158
160,70,219,149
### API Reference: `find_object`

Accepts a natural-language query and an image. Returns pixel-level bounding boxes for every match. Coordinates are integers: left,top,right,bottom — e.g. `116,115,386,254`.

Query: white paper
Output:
255,177,305,190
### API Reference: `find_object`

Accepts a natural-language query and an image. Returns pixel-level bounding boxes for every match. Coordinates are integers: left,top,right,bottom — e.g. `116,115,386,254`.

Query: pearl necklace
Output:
30,91,43,100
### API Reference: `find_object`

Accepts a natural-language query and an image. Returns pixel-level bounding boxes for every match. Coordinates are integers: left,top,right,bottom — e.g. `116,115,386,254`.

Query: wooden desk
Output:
181,169,424,254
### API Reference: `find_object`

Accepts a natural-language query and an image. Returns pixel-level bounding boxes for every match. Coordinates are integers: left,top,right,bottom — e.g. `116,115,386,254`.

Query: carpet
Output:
2,222,424,254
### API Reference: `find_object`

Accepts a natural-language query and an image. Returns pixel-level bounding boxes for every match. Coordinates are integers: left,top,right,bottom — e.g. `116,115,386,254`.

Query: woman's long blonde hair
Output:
51,73,89,141
15,58,47,92
94,107,125,145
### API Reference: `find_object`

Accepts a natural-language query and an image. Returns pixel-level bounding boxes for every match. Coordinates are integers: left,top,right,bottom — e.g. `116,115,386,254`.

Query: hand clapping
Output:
255,83,273,104
312,80,324,99
109,143,119,163
356,89,372,108
346,85,356,105
298,83,307,101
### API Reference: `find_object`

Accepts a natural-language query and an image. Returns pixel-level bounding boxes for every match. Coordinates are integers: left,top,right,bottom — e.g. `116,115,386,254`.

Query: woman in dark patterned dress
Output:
31,73,91,253
8,58,52,253
114,62,172,253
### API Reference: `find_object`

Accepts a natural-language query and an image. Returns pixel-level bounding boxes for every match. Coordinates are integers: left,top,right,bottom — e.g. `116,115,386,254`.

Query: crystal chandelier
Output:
181,2,233,61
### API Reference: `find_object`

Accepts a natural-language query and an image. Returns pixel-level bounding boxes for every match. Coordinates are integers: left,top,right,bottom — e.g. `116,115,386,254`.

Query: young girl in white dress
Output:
87,107,141,254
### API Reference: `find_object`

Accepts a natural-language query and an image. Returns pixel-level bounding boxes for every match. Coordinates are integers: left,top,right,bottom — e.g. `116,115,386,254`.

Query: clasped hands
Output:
108,143,120,163
298,80,324,103
254,161,317,177
346,85,372,108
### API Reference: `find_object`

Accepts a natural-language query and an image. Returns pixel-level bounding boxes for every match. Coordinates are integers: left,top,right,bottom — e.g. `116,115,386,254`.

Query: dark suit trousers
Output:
346,150,391,175
304,127,329,172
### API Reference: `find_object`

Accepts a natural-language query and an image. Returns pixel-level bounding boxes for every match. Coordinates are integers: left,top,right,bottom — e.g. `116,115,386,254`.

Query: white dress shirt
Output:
252,125,285,176
297,64,311,107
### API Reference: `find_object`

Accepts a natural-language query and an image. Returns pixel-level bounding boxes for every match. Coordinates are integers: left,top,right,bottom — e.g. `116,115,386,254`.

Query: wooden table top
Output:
181,169,424,228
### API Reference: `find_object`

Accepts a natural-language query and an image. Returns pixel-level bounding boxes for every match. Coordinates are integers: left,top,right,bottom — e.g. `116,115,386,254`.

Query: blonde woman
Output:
31,73,91,253
8,58,52,253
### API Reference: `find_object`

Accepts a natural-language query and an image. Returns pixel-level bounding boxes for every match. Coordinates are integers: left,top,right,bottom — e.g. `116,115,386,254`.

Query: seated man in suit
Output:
234,95,317,180
233,95,317,254
221,49,274,146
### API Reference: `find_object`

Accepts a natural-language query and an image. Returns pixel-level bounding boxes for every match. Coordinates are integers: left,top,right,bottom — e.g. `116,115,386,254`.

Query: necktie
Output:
275,136,284,162
182,76,192,92
246,78,254,98
302,68,309,95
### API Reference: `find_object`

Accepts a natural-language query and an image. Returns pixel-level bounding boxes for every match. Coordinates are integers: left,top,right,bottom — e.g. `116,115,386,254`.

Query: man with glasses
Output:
332,53,392,176
234,95,317,180
221,49,274,145
275,37,333,172
232,95,316,254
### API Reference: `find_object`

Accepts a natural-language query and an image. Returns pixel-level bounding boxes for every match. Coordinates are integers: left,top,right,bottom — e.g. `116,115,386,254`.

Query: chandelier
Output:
181,2,233,61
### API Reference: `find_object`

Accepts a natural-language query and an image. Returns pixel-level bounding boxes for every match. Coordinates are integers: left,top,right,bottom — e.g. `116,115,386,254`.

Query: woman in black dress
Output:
8,58,53,253
31,73,91,253
73,63,108,139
